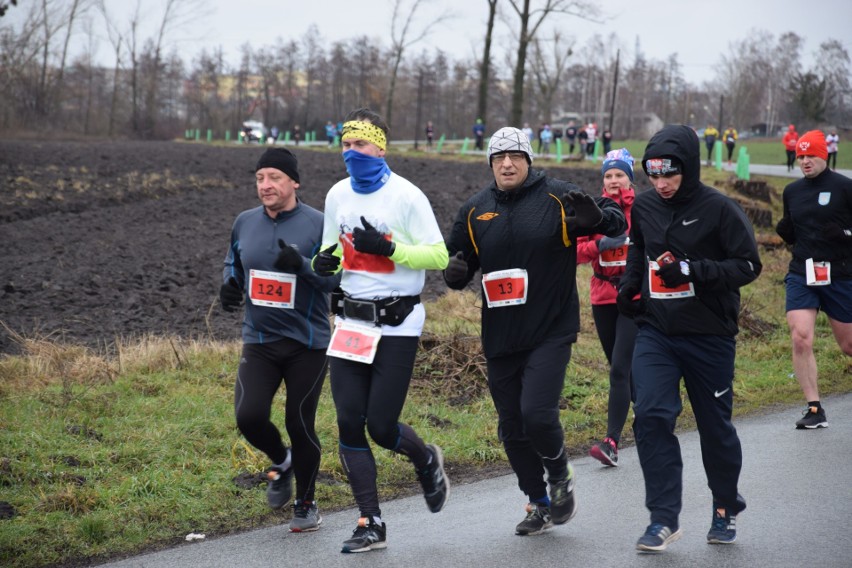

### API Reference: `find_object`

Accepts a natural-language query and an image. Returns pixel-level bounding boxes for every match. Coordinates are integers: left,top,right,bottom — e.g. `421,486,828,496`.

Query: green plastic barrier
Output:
225,130,231,142
593,139,601,161
737,147,750,181
206,129,212,142
437,134,446,153
461,138,470,154
285,131,291,142
194,129,200,141
714,140,723,171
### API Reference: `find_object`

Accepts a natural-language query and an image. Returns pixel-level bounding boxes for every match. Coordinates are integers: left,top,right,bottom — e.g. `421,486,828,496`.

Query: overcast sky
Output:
5,0,851,85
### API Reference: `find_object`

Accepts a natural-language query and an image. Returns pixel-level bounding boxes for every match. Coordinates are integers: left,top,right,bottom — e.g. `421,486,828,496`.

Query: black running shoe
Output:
265,465,293,510
515,503,553,536
341,517,387,553
549,463,577,524
636,523,682,553
706,507,737,544
795,406,828,429
417,444,450,513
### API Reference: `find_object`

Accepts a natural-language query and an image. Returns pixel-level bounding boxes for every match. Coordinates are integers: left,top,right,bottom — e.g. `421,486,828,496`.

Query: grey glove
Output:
598,234,628,252
444,251,469,285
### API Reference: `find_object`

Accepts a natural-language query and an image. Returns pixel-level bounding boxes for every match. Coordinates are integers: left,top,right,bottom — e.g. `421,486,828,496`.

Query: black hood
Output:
642,124,702,204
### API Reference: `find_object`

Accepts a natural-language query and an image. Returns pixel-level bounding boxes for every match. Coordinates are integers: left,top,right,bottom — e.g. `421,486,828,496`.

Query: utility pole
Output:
717,95,725,131
608,49,620,134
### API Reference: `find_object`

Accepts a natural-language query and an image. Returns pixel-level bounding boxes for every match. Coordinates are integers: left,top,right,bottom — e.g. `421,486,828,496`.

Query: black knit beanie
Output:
256,148,300,183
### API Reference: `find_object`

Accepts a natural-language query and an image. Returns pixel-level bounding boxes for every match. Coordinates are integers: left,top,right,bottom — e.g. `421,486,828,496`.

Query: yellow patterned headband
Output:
341,121,387,151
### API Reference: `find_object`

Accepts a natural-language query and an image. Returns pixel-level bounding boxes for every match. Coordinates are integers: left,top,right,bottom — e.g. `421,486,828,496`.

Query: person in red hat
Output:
782,124,798,172
775,129,852,429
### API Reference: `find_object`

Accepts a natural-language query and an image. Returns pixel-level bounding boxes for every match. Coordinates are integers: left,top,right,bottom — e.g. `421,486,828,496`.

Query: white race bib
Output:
482,268,528,308
248,269,297,309
805,259,831,286
648,260,695,299
327,319,382,364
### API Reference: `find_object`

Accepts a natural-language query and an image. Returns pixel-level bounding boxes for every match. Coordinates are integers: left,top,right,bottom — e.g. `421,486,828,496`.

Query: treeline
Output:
0,0,849,141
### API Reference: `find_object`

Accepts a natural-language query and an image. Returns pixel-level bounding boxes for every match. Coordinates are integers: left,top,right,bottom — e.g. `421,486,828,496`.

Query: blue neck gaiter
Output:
343,150,391,194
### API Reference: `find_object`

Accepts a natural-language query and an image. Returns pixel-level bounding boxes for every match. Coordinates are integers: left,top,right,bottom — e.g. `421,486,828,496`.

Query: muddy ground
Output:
0,139,616,355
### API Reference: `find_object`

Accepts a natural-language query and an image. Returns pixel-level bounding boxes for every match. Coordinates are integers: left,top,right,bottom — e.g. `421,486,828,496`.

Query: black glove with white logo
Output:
353,216,395,256
657,257,693,288
274,239,303,272
313,244,340,276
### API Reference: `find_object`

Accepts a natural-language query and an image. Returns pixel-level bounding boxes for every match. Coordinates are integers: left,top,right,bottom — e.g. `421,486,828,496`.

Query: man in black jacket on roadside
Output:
617,124,762,553
443,126,626,538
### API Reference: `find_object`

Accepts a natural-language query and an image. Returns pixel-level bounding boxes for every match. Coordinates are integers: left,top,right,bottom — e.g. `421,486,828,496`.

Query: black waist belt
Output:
331,291,420,327
593,272,621,287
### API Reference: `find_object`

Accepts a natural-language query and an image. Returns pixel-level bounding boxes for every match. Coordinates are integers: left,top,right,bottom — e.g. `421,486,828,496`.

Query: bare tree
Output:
813,39,851,125
505,0,598,126
385,0,452,129
529,30,573,123
476,0,498,127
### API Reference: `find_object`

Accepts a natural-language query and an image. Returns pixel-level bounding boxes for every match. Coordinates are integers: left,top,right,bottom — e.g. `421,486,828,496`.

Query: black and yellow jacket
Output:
445,169,626,358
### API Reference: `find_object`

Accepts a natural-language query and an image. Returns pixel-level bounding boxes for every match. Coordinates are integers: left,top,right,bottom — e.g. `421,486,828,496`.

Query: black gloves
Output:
657,257,693,288
444,251,469,284
219,277,244,312
353,216,395,256
274,239,303,272
562,190,604,231
775,216,795,244
616,284,643,318
597,234,628,252
313,244,340,276
822,222,852,243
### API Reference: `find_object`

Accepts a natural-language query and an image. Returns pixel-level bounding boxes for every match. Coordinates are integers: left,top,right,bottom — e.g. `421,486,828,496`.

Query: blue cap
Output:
601,148,634,182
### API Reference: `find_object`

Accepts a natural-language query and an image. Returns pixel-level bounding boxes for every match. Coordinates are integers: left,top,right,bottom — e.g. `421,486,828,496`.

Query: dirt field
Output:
0,139,610,354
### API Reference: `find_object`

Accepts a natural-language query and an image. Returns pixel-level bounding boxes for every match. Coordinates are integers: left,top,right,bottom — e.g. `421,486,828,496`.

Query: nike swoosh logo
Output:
682,219,699,226
714,388,730,398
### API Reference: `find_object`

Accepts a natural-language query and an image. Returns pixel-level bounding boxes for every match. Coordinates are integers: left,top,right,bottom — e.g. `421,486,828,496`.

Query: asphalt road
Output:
94,393,852,568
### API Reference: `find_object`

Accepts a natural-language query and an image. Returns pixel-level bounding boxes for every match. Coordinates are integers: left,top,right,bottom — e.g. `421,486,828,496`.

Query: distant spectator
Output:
425,121,434,149
473,118,486,151
325,121,337,147
602,127,613,154
703,124,719,166
540,124,553,155
722,125,738,165
826,129,839,170
578,127,589,157
586,123,597,157
522,123,535,147
565,121,578,154
783,125,798,172
293,124,302,146
553,125,563,150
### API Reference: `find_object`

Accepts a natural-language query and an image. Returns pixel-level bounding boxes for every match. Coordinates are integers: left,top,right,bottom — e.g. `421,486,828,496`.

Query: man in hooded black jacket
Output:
617,125,762,553
444,126,626,537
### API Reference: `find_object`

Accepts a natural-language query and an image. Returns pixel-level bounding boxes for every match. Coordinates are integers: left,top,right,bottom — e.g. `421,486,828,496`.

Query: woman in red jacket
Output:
576,148,637,467
782,124,798,172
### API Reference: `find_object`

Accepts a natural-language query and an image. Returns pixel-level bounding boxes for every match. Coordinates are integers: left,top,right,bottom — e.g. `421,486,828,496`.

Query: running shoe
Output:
589,437,619,467
417,444,450,513
265,465,293,509
795,406,828,429
289,500,322,532
636,523,682,552
515,502,553,536
706,507,737,544
549,463,577,524
341,517,387,553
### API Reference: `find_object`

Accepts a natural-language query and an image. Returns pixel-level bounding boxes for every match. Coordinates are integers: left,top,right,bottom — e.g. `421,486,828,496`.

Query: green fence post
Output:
437,134,446,153
714,140,723,171
556,138,563,162
461,137,470,154
206,129,212,142
593,139,601,161
285,131,291,142
225,130,231,142
194,129,200,141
